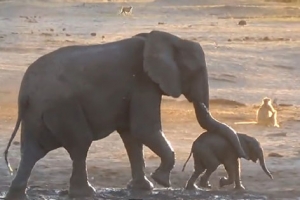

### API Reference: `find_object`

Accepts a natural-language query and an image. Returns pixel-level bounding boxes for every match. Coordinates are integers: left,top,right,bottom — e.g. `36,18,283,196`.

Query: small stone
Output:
238,20,247,26
66,33,71,36
62,28,66,31
91,32,97,36
13,141,20,145
158,22,165,25
268,152,283,157
266,132,287,137
50,28,54,32
263,36,270,41
279,103,293,107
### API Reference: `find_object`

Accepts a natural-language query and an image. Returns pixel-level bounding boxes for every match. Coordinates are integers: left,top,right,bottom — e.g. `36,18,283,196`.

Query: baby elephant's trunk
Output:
258,151,273,179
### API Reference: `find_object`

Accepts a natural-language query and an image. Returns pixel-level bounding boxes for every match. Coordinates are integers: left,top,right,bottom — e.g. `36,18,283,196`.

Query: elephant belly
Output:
80,91,130,140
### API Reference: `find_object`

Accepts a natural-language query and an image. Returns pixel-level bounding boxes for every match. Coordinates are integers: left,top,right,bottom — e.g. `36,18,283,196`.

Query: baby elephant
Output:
182,131,273,190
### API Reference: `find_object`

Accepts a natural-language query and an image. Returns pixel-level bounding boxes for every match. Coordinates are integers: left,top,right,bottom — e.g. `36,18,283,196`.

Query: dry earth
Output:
0,0,300,199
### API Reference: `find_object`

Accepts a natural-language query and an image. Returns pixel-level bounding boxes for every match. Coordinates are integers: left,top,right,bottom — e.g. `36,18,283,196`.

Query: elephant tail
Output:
3,94,28,175
182,147,193,172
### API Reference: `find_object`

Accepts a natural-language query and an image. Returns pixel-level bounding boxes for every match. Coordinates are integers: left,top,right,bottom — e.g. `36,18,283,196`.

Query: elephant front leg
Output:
220,159,245,190
147,132,175,188
119,131,153,190
233,159,245,190
130,90,175,187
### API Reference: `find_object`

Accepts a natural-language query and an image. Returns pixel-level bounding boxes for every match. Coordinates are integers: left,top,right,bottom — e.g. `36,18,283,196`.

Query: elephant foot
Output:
150,169,171,187
69,181,96,198
234,185,246,191
198,178,211,189
5,187,27,200
127,176,154,190
185,183,200,190
219,177,227,188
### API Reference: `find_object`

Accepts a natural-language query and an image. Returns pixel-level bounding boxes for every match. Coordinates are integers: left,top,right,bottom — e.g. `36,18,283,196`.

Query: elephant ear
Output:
238,133,251,159
143,31,182,98
243,135,260,162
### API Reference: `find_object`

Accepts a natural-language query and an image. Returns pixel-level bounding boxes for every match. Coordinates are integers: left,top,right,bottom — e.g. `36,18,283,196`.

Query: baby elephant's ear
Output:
238,134,251,159
143,30,182,98
246,136,260,162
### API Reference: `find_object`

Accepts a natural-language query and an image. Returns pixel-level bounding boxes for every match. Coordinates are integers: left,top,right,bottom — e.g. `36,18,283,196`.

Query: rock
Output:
238,20,247,26
279,103,293,107
13,141,20,145
268,152,284,157
91,32,97,36
158,22,165,25
266,132,287,137
62,28,66,31
66,33,71,36
49,28,54,32
40,33,52,36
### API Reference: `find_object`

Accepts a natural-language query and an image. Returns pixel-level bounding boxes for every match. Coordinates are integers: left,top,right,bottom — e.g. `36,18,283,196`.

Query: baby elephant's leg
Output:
198,157,219,189
220,159,245,190
185,153,205,190
233,159,245,190
199,168,215,188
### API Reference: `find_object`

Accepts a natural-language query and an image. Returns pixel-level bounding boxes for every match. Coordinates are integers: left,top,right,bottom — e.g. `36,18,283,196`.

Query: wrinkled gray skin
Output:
194,103,248,160
182,132,273,190
2,30,241,200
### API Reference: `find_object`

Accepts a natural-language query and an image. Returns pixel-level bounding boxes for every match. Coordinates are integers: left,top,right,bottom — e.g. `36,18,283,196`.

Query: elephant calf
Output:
182,132,273,190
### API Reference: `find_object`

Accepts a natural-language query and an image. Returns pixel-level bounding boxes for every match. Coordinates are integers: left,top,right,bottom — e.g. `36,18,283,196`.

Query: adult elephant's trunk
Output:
198,66,209,109
192,69,210,130
258,150,273,179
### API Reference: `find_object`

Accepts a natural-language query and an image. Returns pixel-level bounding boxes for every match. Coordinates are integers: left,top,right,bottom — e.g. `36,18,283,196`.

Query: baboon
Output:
256,97,279,127
119,6,133,15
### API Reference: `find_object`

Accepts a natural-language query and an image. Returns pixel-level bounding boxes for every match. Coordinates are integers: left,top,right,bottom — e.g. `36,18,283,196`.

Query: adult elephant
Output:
3,30,243,199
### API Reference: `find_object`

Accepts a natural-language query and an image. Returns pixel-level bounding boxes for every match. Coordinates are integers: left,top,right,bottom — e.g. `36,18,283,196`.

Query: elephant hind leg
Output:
185,154,205,190
5,125,47,200
198,154,219,189
43,100,95,198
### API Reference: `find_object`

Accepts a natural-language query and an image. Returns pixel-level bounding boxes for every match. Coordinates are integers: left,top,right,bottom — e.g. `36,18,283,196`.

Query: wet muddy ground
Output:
0,187,270,200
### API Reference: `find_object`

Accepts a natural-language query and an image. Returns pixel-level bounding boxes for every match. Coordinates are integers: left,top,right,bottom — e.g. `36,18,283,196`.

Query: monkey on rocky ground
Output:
119,6,133,15
256,97,279,127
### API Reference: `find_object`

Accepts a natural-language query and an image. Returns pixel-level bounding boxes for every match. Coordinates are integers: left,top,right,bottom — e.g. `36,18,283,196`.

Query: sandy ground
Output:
0,0,300,199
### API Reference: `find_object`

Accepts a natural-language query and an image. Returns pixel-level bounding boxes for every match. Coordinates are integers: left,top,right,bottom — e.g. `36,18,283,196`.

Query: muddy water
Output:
0,187,269,200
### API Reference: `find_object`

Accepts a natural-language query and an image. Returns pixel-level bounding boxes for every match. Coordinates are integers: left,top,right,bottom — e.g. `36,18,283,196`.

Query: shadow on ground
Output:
1,187,268,200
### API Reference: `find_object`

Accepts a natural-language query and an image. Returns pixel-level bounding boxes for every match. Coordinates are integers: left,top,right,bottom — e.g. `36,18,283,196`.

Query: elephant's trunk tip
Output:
259,156,273,180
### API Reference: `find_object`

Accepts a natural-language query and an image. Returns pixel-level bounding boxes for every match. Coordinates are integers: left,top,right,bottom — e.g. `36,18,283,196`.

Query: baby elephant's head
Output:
241,134,273,180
